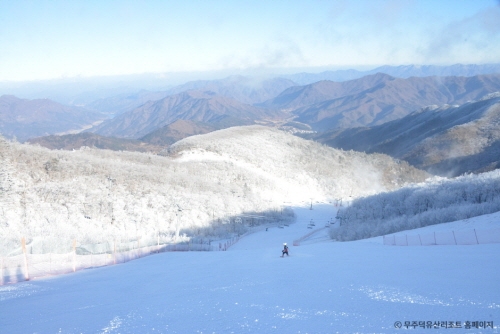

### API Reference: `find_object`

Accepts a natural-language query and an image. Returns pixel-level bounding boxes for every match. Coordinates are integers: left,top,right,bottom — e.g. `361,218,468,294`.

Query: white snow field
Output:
1,204,499,334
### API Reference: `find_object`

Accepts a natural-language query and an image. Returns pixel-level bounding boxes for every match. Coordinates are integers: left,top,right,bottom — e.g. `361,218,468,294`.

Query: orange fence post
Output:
21,237,30,281
137,236,141,258
73,240,76,272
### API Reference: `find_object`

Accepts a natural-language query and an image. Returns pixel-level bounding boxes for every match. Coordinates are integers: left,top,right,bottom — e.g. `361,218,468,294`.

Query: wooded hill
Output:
0,126,428,255
312,93,500,177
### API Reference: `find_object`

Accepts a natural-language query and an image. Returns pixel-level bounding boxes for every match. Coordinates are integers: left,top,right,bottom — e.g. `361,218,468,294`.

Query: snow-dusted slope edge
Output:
0,126,428,255
332,170,500,241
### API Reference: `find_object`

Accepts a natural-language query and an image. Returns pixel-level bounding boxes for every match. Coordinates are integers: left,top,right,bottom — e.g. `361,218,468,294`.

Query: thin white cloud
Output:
421,6,500,63
216,39,308,71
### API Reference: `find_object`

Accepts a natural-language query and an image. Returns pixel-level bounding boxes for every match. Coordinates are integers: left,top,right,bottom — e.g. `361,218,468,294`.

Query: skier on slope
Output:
281,243,289,257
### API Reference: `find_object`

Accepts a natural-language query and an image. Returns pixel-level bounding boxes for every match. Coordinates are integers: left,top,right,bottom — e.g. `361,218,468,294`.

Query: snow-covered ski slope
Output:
1,204,499,333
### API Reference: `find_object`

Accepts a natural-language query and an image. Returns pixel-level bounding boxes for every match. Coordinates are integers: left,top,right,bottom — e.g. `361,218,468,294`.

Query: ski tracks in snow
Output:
0,283,50,302
101,316,122,333
355,284,499,309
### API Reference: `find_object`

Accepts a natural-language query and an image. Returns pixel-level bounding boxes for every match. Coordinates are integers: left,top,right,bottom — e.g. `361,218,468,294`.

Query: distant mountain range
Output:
259,73,394,110
273,73,500,130
310,93,500,176
0,95,106,142
164,75,297,105
1,63,498,107
283,63,500,85
79,64,500,116
86,90,171,117
88,72,500,140
90,90,285,139
86,76,297,116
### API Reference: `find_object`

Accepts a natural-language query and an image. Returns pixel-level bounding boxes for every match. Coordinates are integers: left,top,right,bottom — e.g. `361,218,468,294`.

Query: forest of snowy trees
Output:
330,170,500,241
0,126,428,255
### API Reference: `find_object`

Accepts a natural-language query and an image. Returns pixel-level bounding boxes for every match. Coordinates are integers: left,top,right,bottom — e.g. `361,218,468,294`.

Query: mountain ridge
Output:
91,90,285,139
272,73,500,130
0,94,106,142
311,93,500,176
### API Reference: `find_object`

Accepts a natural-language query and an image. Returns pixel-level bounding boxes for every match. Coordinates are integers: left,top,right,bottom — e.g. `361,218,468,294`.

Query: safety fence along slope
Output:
1,236,239,285
383,228,500,246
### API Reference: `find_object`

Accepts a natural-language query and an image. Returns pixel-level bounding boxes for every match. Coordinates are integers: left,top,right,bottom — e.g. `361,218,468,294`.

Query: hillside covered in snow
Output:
0,126,428,255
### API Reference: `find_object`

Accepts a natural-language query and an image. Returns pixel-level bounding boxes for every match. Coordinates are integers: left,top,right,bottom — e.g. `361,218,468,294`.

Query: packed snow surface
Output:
1,204,499,333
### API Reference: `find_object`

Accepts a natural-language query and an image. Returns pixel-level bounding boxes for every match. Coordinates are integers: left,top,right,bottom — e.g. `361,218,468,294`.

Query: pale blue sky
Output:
1,0,499,82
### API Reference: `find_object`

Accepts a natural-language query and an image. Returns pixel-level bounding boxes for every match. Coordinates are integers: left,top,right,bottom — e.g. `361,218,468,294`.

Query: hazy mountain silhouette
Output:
85,75,297,116
86,90,172,116
283,63,500,85
165,75,297,104
0,95,106,142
